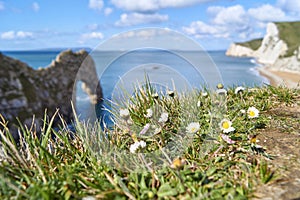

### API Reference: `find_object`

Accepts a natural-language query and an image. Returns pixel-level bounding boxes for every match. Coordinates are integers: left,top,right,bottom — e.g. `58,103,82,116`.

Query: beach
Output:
258,67,300,88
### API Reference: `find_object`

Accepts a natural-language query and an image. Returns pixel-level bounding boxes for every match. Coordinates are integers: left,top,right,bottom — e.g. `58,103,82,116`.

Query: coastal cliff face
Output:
0,50,102,138
226,43,255,57
226,22,300,73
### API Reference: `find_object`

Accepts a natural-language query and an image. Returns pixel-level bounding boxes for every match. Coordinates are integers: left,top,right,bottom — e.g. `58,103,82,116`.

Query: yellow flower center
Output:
249,110,255,117
222,121,230,129
191,127,196,132
217,83,224,89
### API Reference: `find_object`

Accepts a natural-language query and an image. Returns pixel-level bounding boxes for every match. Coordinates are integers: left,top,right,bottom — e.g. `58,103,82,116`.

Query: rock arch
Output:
0,50,102,139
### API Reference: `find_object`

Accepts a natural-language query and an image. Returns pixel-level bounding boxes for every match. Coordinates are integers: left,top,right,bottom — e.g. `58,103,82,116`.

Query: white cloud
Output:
0,1,4,11
89,0,104,11
248,4,286,21
183,21,218,35
32,2,40,12
1,31,14,39
212,5,248,26
207,6,223,15
81,32,104,40
0,31,33,40
16,31,33,38
104,7,113,16
115,12,168,27
277,0,300,15
183,4,288,41
184,5,251,39
111,0,214,12
182,21,228,38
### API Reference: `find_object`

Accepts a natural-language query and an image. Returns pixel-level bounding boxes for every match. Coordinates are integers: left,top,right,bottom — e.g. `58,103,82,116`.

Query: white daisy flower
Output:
167,90,175,97
145,109,153,118
120,108,130,119
130,140,146,153
247,106,259,118
220,119,235,133
201,91,208,97
139,140,146,148
197,100,201,107
129,142,140,153
216,88,227,95
235,86,245,94
152,93,159,99
186,122,200,134
158,112,168,123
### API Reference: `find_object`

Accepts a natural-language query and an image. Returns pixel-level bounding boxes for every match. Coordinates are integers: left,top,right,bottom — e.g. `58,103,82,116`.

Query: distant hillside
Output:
236,38,263,51
275,21,300,57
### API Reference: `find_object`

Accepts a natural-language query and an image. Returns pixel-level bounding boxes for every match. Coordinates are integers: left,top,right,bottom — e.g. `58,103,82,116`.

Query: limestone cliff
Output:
226,22,300,73
226,43,255,57
0,50,102,138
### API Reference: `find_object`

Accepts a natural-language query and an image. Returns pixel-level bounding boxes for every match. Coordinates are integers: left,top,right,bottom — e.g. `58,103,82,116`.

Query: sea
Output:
2,50,268,126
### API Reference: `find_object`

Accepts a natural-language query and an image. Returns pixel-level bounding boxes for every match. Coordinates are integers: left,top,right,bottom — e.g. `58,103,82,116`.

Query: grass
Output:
236,38,263,51
275,21,300,57
0,83,299,199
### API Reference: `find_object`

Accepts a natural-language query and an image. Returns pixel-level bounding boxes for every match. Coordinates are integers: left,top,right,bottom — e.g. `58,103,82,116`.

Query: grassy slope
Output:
236,38,263,51
236,21,300,57
275,21,300,57
0,85,299,199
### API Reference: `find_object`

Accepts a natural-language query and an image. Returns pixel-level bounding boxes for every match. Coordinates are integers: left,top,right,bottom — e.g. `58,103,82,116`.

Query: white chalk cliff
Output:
226,22,300,73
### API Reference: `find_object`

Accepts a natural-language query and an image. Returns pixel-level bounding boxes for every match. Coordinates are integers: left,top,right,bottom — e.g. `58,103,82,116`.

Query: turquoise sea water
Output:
2,50,268,123
3,50,267,94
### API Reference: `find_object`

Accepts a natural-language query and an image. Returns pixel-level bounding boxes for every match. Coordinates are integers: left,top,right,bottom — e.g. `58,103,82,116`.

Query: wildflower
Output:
139,140,146,148
221,134,236,144
186,122,200,134
129,140,146,153
167,90,175,97
129,142,140,153
158,112,168,123
217,83,224,89
120,108,130,119
220,119,235,133
248,135,258,143
216,88,227,95
145,108,153,118
235,86,245,94
197,100,201,107
247,106,259,118
240,109,246,114
152,93,159,99
170,157,186,169
201,91,208,97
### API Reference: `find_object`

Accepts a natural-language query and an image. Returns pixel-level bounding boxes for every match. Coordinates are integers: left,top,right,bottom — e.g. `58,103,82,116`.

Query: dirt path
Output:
253,103,300,200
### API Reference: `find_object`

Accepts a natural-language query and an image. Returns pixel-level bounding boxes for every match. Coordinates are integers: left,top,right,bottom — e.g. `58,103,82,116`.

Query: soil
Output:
253,100,300,200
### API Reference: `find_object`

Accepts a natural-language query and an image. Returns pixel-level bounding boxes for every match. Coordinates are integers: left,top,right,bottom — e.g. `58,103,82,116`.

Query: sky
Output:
0,0,300,51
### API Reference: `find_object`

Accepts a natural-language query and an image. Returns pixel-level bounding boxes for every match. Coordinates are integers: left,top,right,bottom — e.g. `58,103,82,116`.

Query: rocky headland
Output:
226,21,300,87
0,50,102,139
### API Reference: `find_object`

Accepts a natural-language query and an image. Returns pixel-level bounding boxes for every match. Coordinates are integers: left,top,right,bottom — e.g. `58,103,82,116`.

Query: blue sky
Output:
0,0,300,50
